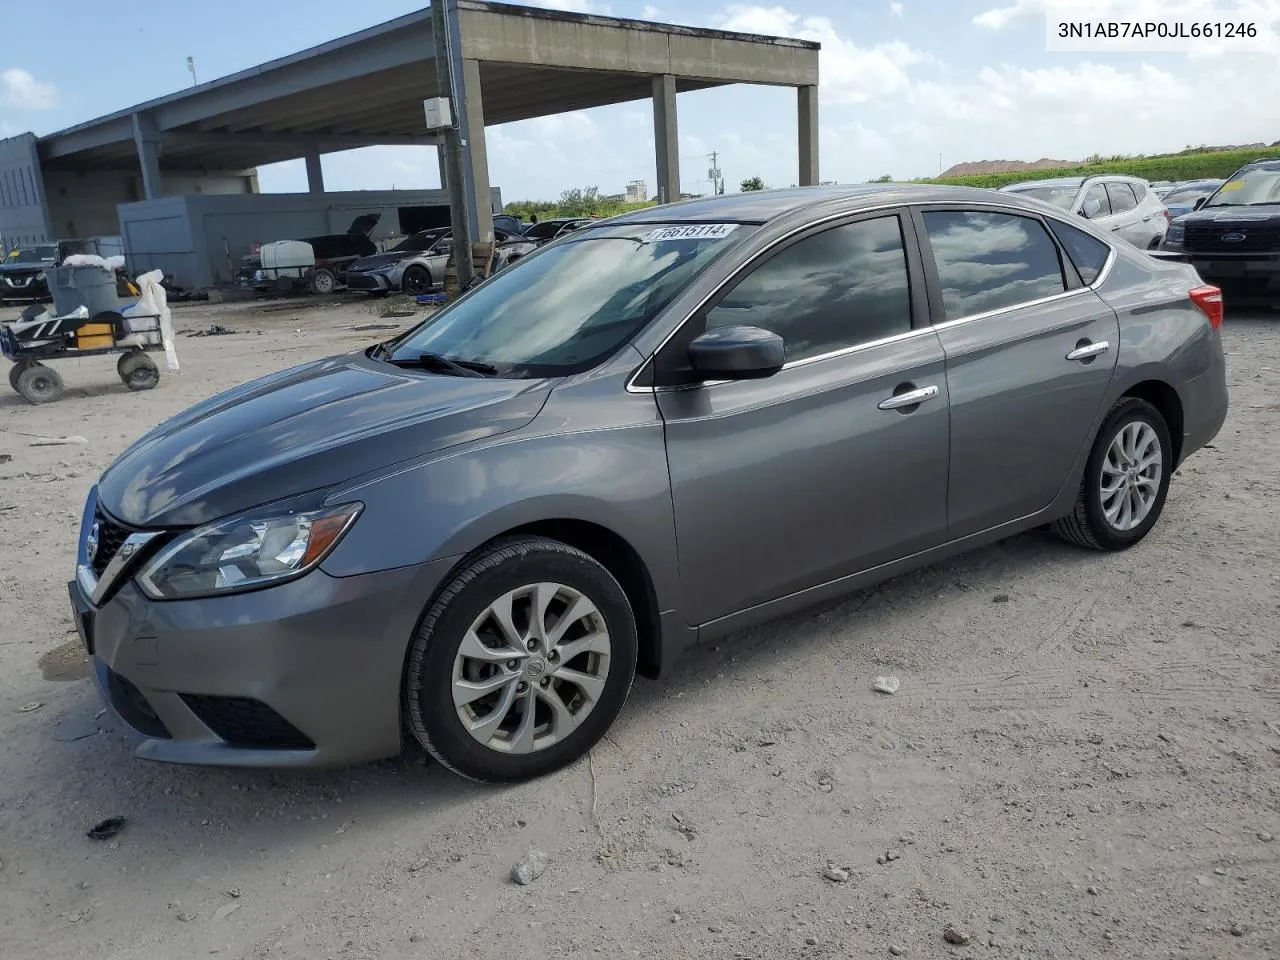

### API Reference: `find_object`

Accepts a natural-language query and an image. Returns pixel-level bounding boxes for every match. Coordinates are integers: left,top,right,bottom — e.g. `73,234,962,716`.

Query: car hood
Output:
351,251,414,271
1178,205,1280,226
0,261,51,274
97,354,555,528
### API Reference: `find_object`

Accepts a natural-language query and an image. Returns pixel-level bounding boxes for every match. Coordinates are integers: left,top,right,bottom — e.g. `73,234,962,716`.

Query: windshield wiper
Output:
386,351,498,378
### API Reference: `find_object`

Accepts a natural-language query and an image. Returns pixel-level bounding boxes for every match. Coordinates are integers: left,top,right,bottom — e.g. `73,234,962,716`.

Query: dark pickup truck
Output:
1161,158,1280,302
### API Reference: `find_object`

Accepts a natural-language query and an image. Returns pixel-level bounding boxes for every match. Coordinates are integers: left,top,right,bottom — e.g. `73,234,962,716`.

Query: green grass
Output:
917,146,1279,189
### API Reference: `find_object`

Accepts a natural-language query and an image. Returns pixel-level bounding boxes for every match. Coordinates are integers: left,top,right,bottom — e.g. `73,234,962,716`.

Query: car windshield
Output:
391,231,441,253
1204,167,1280,207
523,220,564,241
1164,183,1218,204
1005,185,1078,211
6,245,57,263
384,223,749,377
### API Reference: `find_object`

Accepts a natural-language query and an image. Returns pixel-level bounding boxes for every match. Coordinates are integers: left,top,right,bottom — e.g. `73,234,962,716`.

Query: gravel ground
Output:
0,297,1276,960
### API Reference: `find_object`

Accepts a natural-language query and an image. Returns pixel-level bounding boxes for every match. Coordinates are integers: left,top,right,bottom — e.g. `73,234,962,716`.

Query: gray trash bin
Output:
46,265,120,319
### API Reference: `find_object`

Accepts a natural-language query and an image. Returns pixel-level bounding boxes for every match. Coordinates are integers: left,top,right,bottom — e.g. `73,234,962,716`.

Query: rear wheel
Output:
1053,397,1172,551
404,536,638,783
8,361,32,393
16,362,64,404
118,351,160,391
402,266,432,295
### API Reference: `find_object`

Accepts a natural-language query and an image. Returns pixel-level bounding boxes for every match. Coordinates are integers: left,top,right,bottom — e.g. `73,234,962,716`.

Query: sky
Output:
2,0,1279,202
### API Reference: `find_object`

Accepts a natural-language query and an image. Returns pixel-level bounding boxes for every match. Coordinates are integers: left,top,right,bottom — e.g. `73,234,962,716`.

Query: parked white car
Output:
998,175,1169,249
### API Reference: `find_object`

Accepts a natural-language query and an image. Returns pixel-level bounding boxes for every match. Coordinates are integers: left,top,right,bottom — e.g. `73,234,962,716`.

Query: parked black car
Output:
494,217,595,269
0,243,58,303
1162,159,1280,301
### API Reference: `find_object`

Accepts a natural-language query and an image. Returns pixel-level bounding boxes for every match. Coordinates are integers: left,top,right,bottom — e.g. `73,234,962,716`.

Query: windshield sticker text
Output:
641,224,740,243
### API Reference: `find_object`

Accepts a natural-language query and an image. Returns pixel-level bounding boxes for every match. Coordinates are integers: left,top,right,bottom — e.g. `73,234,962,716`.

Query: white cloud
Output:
890,2,905,16
716,4,931,103
519,0,609,12
0,68,58,111
641,4,663,18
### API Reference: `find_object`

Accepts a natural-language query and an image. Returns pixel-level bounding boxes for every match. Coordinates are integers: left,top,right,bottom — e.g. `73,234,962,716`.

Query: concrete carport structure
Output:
31,0,820,244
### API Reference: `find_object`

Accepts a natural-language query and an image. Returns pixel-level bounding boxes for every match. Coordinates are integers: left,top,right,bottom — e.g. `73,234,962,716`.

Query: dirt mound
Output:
940,157,1077,178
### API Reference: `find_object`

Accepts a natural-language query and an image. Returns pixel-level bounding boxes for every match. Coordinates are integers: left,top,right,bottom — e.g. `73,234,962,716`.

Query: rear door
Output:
1104,181,1146,246
655,211,951,624
915,206,1120,540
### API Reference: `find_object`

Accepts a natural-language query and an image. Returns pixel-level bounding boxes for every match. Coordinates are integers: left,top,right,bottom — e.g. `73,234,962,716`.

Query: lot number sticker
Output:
641,224,740,243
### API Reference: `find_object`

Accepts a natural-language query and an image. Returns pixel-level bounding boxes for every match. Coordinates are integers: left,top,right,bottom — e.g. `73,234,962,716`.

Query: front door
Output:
915,207,1120,540
653,212,951,626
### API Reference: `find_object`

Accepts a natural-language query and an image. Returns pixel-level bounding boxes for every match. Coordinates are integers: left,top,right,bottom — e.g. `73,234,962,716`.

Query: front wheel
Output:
401,265,432,295
1053,397,1172,551
404,537,638,783
118,351,160,391
309,268,337,295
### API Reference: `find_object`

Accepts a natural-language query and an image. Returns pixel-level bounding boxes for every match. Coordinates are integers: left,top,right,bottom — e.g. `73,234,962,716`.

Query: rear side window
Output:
922,210,1066,320
1106,182,1139,214
704,215,912,362
1046,219,1111,285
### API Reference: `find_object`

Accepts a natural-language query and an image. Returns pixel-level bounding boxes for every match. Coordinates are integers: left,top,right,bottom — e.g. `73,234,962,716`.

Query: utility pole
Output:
707,152,725,196
186,57,198,87
429,0,474,289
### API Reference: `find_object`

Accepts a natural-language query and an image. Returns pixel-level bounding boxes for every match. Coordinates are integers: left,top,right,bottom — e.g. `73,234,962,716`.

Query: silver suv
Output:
999,175,1169,249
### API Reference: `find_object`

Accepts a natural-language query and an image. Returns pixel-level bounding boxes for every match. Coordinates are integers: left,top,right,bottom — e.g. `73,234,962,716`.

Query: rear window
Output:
1046,219,1111,285
1004,185,1078,211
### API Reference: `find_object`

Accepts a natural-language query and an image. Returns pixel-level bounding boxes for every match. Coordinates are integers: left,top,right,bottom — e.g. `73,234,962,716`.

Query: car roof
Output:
1001,177,1086,191
606,183,1042,225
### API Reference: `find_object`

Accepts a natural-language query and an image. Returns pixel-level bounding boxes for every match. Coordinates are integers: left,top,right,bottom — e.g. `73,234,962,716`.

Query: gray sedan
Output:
70,184,1227,783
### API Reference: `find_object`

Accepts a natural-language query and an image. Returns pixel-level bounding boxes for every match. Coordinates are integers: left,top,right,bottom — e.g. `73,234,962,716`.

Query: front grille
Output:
345,273,379,290
180,694,315,750
90,507,131,577
106,668,171,739
1184,224,1280,253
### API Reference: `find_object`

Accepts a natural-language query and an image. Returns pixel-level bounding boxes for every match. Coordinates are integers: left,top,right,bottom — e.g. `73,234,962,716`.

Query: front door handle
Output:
878,384,939,410
1066,340,1111,362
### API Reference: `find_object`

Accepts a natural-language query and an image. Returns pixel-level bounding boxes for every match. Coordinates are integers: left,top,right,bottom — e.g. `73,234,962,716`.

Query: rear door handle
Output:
1066,340,1111,361
878,384,939,410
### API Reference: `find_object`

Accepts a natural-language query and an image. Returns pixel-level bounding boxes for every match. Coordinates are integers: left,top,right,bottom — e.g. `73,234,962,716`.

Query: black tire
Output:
310,268,337,295
16,363,64,404
401,265,432,295
404,536,638,784
1053,397,1172,551
8,362,30,393
118,351,160,391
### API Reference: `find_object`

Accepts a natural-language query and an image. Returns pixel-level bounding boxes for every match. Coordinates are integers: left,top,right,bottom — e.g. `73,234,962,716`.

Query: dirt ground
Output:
0,295,1276,960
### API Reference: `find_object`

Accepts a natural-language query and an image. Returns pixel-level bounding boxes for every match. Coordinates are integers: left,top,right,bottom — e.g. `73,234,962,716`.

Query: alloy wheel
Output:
451,582,611,755
1099,421,1163,532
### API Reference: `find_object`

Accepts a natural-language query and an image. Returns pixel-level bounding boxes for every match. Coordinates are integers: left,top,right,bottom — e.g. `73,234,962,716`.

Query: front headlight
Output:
136,502,362,600
1166,223,1185,244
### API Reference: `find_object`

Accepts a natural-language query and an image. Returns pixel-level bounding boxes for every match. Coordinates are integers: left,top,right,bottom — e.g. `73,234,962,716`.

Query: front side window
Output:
923,210,1066,321
699,216,913,365
524,221,564,241
385,223,747,377
1106,182,1139,214
1080,184,1112,220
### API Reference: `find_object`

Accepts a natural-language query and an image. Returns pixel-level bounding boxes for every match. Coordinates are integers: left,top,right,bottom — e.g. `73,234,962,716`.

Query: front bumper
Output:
346,272,394,293
68,555,456,768
1166,248,1280,284
0,275,50,301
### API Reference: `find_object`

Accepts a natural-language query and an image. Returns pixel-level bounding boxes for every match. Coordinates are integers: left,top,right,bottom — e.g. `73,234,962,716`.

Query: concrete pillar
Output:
131,112,164,200
798,85,819,186
461,58,494,243
652,75,680,204
304,148,325,194
436,144,448,190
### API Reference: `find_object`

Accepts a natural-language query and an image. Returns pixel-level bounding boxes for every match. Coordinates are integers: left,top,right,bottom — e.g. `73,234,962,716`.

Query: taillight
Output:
1162,209,1171,223
1189,285,1223,330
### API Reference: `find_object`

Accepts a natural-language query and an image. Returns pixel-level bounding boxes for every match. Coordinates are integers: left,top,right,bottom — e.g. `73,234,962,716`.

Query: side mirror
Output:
687,325,785,381
1194,196,1208,210
1081,198,1102,219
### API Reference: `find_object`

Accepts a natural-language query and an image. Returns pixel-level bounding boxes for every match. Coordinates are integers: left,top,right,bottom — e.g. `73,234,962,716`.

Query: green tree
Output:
870,174,893,183
557,186,602,217
740,176,765,192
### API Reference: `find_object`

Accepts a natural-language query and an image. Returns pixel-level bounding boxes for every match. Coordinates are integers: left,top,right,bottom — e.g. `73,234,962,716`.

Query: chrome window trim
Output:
625,200,1119,395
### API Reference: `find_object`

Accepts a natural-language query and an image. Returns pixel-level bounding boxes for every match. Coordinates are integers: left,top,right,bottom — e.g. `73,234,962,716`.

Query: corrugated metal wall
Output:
0,134,53,251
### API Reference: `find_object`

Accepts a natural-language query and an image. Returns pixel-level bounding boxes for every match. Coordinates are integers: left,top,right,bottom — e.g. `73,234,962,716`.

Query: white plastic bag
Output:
60,254,126,271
